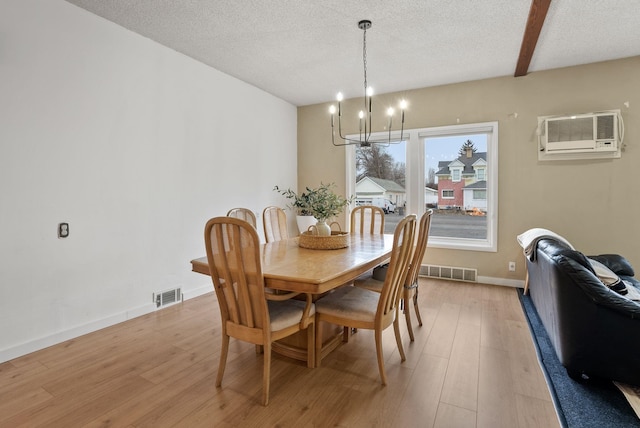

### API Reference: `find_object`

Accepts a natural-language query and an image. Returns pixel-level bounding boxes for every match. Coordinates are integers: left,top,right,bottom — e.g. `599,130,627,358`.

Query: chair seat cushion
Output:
315,286,379,322
268,300,315,332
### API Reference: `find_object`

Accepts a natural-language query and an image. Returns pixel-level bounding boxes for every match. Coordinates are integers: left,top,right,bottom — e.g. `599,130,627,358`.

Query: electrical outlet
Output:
58,222,69,238
508,261,516,272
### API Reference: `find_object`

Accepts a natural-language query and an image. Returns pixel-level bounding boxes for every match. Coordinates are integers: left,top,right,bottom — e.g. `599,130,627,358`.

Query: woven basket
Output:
298,230,350,250
298,222,349,250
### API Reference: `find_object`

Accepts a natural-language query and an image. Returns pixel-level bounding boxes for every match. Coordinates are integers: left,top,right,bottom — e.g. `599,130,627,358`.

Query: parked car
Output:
371,198,396,214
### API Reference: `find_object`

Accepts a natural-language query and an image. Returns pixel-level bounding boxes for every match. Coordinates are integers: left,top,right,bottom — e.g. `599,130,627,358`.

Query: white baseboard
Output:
478,275,525,288
0,301,156,364
183,284,212,300
0,284,217,364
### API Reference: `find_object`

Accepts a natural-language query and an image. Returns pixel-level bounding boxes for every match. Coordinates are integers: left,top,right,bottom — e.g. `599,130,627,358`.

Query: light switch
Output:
58,222,69,238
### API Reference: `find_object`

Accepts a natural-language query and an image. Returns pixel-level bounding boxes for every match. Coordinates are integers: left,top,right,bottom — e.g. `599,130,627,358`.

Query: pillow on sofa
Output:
588,258,628,295
588,254,635,277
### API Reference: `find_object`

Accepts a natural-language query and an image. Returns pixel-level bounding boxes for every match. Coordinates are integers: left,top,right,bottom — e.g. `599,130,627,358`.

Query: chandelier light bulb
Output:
400,99,408,110
336,92,344,102
358,110,365,119
366,87,374,97
387,107,394,116
329,105,336,114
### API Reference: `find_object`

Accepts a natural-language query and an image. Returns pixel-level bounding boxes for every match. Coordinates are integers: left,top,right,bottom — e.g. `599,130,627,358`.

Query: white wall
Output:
0,0,298,361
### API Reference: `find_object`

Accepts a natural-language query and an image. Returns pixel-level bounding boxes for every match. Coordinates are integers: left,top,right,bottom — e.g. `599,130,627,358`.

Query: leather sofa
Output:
526,238,640,385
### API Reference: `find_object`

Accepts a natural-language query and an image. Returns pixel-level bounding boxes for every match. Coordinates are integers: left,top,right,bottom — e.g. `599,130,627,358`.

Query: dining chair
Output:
204,216,315,406
314,214,416,385
344,204,386,341
355,210,433,341
262,206,289,243
226,207,257,228
350,205,385,234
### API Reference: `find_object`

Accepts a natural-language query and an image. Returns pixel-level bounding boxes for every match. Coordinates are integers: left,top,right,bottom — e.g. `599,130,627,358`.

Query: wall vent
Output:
419,264,477,282
154,287,183,308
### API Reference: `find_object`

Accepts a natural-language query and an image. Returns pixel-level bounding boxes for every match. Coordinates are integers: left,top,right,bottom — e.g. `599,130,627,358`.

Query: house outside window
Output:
436,151,487,211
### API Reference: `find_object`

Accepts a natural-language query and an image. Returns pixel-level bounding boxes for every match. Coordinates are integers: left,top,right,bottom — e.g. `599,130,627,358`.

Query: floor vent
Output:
154,287,183,308
419,264,477,282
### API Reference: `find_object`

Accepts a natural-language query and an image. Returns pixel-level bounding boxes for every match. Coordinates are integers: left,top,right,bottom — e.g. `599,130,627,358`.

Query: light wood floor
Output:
0,279,560,427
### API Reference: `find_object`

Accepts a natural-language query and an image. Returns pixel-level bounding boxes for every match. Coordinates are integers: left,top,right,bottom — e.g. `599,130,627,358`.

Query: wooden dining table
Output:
191,233,393,294
190,232,394,364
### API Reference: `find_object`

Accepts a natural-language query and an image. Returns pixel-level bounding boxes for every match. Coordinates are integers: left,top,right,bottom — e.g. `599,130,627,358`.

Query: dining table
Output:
190,232,394,364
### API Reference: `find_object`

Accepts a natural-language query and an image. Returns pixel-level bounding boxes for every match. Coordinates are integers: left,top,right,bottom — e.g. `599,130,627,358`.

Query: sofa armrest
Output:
587,254,635,277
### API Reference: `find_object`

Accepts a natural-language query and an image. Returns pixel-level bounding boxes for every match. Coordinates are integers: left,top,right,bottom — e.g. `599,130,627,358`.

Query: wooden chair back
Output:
262,206,289,243
205,217,268,334
377,214,417,326
405,209,433,288
402,209,432,341
350,205,385,234
226,207,257,228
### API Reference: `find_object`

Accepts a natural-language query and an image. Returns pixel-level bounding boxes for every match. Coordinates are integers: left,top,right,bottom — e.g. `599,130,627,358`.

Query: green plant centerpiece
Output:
274,183,352,236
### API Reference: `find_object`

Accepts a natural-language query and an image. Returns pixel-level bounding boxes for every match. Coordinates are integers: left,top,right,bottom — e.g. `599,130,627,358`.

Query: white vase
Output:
296,215,317,234
314,220,332,237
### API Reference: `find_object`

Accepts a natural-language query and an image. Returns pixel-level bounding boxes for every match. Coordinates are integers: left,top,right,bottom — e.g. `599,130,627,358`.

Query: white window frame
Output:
346,121,498,252
442,189,455,199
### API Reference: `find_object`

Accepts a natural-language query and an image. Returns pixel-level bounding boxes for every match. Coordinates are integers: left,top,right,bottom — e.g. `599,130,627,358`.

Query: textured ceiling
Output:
64,0,640,106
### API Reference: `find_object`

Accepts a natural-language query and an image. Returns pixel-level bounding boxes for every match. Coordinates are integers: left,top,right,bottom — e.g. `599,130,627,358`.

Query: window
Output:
476,168,486,181
346,121,498,252
473,190,486,199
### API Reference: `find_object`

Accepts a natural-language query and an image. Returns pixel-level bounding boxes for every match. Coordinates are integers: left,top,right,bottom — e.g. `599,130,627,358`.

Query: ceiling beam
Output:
515,0,552,77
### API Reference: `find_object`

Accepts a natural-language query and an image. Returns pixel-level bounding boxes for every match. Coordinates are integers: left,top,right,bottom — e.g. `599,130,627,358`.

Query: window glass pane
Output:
477,168,486,181
473,190,487,199
426,134,488,240
355,142,406,234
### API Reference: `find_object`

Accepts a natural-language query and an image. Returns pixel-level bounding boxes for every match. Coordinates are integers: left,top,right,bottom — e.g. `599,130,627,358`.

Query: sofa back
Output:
526,238,640,384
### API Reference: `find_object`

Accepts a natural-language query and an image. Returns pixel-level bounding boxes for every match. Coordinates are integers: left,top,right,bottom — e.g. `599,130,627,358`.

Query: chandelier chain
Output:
363,27,368,95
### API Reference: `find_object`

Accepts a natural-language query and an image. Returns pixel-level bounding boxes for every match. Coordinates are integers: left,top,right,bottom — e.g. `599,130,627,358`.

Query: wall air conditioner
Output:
537,110,624,161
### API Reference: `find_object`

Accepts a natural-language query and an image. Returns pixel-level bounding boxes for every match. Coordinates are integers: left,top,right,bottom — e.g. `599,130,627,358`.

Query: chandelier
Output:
330,20,407,148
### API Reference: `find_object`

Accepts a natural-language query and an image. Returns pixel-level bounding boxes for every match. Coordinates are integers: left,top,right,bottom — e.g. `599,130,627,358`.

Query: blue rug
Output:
518,288,640,428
